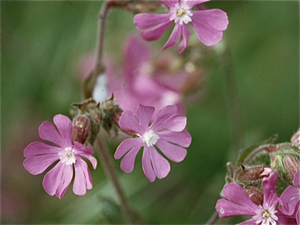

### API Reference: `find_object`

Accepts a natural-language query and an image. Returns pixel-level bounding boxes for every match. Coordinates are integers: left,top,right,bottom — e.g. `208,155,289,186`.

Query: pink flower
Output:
114,104,191,182
279,169,300,225
23,114,97,199
134,0,229,53
215,172,297,225
106,35,186,114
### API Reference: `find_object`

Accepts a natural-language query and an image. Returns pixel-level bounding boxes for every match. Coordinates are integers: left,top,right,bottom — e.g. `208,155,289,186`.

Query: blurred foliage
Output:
1,1,299,224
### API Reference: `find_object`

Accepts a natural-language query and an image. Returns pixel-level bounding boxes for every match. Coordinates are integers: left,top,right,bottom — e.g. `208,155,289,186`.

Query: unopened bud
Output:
284,155,300,182
245,186,263,206
270,143,300,185
240,166,272,182
291,128,300,146
72,115,91,144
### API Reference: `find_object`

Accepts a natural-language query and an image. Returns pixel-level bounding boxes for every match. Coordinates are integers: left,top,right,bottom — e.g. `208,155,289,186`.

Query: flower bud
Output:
72,115,91,144
245,186,264,206
270,143,300,185
239,166,272,182
283,155,300,182
291,128,300,146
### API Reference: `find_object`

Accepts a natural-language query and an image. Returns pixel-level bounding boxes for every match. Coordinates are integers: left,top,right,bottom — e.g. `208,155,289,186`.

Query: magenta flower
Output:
23,114,97,199
114,104,191,182
134,0,229,53
215,172,297,225
279,169,300,225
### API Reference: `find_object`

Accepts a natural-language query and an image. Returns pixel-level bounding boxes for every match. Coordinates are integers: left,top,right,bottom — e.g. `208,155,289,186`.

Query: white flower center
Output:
254,204,278,225
170,3,193,25
59,147,77,165
142,130,159,147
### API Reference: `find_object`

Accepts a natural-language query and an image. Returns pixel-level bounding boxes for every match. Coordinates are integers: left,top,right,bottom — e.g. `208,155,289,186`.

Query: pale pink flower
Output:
23,114,97,199
215,172,297,225
114,104,191,182
134,0,229,53
279,169,300,225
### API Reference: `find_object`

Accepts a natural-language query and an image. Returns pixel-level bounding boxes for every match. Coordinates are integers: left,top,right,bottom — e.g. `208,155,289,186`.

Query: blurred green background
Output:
1,1,299,224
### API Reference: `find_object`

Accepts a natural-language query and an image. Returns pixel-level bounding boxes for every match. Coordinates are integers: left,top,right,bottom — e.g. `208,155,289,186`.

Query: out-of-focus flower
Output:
215,172,297,225
106,35,189,114
23,114,97,199
114,104,191,182
77,35,206,114
279,169,300,225
133,0,229,53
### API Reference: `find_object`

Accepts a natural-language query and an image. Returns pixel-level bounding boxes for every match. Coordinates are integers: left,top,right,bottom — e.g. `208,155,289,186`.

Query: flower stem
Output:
85,0,115,98
96,137,135,224
205,211,219,225
243,144,272,165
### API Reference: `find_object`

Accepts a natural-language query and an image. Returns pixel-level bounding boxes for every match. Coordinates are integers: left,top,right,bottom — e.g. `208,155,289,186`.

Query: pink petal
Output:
114,138,142,160
24,141,61,157
55,164,73,199
215,199,256,218
136,104,155,129
156,139,187,162
151,105,182,131
162,23,183,51
134,13,171,30
123,35,152,85
294,169,300,186
140,20,173,41
182,0,210,8
73,142,97,169
150,146,170,179
178,24,190,54
192,9,229,31
73,141,94,155
120,144,141,173
157,0,177,8
119,111,144,135
159,130,192,148
191,20,223,46
53,114,73,147
73,158,93,196
262,172,278,205
142,146,156,182
23,154,59,175
152,115,187,132
39,121,64,147
276,210,298,225
222,183,258,211
43,162,73,199
279,186,300,216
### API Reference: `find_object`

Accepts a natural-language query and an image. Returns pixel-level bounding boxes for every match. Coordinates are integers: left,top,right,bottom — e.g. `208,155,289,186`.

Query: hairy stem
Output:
96,137,134,224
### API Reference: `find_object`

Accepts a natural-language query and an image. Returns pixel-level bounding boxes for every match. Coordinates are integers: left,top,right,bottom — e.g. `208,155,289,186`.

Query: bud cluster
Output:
225,131,300,205
72,96,124,146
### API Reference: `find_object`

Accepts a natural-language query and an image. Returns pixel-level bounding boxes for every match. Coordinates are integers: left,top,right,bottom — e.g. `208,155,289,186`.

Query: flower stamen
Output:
177,9,186,17
142,130,160,147
59,147,77,165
